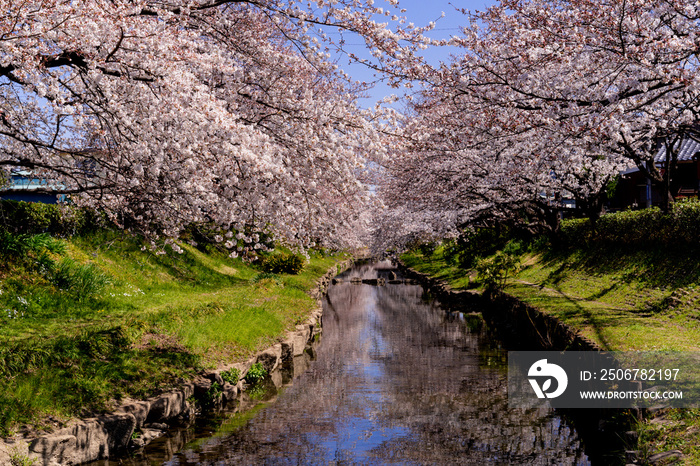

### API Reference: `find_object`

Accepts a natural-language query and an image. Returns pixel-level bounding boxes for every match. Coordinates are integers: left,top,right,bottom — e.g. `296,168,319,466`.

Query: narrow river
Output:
124,261,599,465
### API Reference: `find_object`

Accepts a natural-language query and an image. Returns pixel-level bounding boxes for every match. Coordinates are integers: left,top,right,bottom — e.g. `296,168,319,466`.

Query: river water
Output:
122,261,600,465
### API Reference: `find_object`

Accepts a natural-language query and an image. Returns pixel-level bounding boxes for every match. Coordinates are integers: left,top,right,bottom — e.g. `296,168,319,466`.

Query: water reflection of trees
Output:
133,263,590,465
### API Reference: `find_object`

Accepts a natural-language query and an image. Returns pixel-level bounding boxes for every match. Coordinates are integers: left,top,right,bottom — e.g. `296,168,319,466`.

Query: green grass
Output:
402,243,700,351
401,242,700,465
635,408,700,465
401,244,476,290
513,245,700,351
8,445,37,466
0,230,347,436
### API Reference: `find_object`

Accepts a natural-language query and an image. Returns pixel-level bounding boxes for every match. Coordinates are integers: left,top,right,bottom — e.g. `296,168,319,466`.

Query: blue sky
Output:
333,0,497,106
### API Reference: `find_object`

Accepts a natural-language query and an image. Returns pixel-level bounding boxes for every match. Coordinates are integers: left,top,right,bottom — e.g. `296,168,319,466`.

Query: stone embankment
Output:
2,259,353,466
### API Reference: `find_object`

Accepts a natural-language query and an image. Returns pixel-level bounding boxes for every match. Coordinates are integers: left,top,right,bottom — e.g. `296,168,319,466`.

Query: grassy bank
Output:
402,241,700,464
0,228,348,437
402,243,700,351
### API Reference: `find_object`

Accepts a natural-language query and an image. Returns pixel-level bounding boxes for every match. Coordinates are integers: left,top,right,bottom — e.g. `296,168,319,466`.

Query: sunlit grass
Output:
637,408,700,466
506,282,700,351
401,246,476,290
0,230,347,435
403,244,700,351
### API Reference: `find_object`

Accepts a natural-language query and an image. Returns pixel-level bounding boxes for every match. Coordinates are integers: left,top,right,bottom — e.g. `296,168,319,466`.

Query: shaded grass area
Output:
402,243,700,465
0,230,346,436
403,243,700,351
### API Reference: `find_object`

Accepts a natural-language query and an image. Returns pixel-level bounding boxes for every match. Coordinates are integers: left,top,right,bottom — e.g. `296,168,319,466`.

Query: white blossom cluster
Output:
373,0,700,252
5,0,694,254
0,0,423,250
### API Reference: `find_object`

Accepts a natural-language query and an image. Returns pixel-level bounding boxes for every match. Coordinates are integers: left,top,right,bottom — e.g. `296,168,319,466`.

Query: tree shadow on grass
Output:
538,243,700,291
587,283,619,301
546,292,614,352
510,282,615,351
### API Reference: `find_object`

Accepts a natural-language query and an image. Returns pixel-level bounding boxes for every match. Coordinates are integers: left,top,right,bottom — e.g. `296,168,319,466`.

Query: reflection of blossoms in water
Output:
162,262,591,466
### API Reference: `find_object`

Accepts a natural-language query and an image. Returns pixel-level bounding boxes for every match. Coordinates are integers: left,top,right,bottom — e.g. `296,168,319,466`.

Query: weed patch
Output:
8,446,36,466
221,368,240,385
259,252,305,274
244,362,267,385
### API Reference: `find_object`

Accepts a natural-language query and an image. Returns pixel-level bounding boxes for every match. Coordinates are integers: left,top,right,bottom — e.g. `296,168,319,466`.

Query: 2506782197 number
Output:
599,368,680,381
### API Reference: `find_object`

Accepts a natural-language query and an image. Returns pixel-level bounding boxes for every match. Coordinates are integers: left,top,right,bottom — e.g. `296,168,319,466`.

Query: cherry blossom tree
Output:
458,0,700,212
0,0,425,250
374,0,700,252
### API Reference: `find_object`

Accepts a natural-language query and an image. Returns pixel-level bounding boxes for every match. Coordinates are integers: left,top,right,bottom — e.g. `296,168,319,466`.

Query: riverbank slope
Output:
0,226,351,464
402,242,700,465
